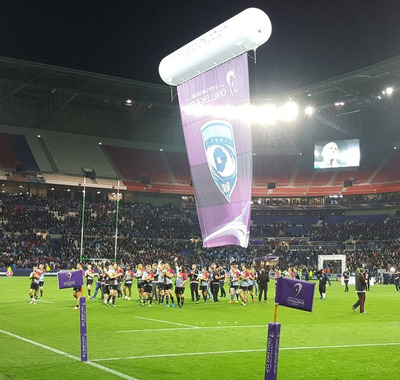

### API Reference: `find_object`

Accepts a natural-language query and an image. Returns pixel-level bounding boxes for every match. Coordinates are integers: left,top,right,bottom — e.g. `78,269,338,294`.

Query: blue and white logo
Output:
201,120,237,202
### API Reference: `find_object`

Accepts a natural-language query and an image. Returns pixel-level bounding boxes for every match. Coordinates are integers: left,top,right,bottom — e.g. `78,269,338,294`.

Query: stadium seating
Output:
163,151,191,184
103,146,171,183
371,150,400,183
44,138,118,178
253,154,298,187
0,129,400,199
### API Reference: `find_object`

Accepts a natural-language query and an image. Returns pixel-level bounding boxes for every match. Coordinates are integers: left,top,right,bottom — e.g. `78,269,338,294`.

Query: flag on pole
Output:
274,277,315,312
177,53,252,248
57,270,84,289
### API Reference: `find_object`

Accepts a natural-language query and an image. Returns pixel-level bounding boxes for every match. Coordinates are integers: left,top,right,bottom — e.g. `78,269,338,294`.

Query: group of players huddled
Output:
30,260,266,309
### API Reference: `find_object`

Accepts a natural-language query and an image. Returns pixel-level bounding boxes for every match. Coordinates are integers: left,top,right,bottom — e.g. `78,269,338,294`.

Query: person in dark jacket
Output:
342,269,350,292
257,269,269,302
352,268,367,313
317,269,331,300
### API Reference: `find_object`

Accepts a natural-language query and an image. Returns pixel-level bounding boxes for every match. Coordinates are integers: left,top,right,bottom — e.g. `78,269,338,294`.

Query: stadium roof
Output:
1,55,400,149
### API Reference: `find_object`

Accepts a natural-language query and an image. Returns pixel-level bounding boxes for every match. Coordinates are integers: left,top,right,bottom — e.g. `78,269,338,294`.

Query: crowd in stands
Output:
1,193,399,274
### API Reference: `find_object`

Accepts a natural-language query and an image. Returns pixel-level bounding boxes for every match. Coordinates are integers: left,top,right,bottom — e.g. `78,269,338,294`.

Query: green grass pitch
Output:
1,277,399,380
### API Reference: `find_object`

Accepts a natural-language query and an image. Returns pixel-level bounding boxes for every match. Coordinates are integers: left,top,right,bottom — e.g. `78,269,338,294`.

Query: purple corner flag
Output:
265,322,281,380
79,297,88,361
57,270,84,289
275,277,315,312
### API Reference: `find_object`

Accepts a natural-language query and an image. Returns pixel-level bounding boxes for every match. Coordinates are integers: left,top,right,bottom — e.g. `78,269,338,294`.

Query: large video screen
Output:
314,139,360,169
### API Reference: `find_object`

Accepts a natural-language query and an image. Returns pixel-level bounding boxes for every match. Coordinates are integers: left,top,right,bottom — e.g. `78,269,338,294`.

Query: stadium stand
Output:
371,149,400,184
163,151,191,184
44,138,118,178
253,154,298,187
103,146,171,183
0,133,39,171
25,135,54,172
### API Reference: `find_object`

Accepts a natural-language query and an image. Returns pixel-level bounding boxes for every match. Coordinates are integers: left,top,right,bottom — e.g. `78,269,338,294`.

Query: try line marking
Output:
134,316,197,328
118,324,268,333
91,342,400,362
0,328,140,380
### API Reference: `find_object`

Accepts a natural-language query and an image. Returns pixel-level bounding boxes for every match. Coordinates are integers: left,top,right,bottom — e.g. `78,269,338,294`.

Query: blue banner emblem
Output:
201,120,237,202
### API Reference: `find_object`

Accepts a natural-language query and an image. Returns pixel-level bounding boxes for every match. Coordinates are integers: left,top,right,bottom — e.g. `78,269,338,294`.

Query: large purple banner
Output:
177,53,252,248
57,270,84,289
275,277,315,312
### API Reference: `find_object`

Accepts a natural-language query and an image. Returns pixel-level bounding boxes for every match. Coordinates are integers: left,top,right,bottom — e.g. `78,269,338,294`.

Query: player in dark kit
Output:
123,265,134,300
29,266,41,304
352,268,367,313
316,269,331,300
90,264,104,300
85,264,95,297
210,263,220,302
72,263,84,310
163,263,175,307
199,267,209,303
175,265,188,308
141,264,154,307
394,269,400,292
188,264,200,302
257,268,269,302
218,265,227,298
342,269,350,292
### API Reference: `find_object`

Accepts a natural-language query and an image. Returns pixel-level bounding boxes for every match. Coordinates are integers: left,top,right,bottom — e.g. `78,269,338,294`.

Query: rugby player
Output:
188,264,200,303
123,264,134,300
175,265,188,308
29,266,41,304
163,263,175,307
72,263,84,310
84,264,95,297
237,264,250,306
228,265,240,304
135,263,144,303
38,263,45,299
141,264,154,307
199,267,209,303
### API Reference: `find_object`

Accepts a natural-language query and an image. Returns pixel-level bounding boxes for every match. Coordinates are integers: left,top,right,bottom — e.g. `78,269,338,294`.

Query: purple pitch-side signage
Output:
57,270,84,289
79,296,88,362
177,53,252,248
275,277,315,312
265,322,281,380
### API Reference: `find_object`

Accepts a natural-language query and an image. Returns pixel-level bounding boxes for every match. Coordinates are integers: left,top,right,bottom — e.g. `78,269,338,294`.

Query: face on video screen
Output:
314,139,360,169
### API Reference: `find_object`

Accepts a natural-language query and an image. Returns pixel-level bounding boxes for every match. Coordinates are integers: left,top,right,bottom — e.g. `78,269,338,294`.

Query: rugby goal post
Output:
318,255,346,283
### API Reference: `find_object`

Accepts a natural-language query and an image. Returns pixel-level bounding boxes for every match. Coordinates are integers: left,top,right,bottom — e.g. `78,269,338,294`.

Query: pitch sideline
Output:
0,328,140,380
91,342,400,362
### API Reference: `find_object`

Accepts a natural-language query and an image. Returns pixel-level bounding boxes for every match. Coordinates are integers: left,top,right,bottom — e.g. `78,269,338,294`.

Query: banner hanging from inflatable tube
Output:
177,53,252,248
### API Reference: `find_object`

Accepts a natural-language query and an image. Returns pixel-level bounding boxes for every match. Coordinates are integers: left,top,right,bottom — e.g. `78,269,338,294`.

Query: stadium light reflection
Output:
181,101,300,125
382,87,394,95
278,101,298,121
305,106,314,116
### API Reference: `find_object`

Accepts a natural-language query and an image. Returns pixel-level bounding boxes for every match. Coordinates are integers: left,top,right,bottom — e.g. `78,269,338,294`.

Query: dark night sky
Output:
1,1,400,94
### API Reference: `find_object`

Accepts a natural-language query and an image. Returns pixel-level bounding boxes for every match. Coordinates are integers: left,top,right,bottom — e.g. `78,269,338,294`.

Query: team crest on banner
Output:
201,120,237,202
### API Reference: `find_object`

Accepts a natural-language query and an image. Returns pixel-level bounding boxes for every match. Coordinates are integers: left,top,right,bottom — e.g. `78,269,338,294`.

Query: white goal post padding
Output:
318,255,346,282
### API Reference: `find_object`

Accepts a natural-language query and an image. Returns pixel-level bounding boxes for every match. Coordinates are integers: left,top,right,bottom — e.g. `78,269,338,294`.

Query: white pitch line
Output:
118,325,268,333
0,329,140,380
134,316,197,328
91,342,400,362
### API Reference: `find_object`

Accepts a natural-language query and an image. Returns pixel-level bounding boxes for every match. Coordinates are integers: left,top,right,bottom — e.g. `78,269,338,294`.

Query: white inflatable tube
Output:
159,8,272,86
